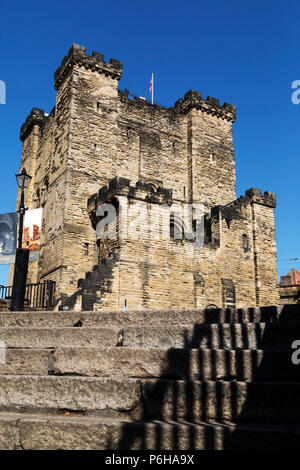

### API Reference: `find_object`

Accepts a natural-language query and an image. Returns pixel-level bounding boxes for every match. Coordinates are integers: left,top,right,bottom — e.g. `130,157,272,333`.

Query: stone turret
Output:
245,187,276,208
175,89,236,122
18,107,47,207
54,43,123,90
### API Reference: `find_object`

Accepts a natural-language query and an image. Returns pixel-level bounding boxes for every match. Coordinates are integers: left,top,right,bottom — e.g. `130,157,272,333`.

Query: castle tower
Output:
174,90,236,208
12,44,279,310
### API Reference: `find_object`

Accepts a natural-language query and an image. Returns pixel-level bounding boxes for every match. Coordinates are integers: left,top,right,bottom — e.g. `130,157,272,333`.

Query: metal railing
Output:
0,285,12,300
0,280,56,309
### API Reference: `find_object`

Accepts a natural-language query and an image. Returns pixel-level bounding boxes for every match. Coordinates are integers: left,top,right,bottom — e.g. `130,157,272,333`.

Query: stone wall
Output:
279,286,300,304
86,178,279,311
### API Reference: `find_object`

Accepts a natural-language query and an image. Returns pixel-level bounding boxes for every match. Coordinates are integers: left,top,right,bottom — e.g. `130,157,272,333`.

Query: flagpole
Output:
152,73,154,105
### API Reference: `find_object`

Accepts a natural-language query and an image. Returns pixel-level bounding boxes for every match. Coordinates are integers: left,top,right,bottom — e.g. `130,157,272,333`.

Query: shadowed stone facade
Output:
10,43,280,310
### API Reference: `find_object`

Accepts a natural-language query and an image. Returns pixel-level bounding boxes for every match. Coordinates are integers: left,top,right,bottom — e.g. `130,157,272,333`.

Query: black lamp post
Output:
15,168,32,248
10,168,32,311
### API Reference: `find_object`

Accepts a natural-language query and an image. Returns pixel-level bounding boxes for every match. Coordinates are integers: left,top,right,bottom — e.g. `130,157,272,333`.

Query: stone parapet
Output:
174,89,236,122
88,177,173,211
222,188,276,211
119,88,236,122
54,43,123,90
245,188,276,208
118,90,177,118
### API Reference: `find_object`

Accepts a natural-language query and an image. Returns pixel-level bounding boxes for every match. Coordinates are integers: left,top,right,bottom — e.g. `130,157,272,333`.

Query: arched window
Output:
170,214,184,240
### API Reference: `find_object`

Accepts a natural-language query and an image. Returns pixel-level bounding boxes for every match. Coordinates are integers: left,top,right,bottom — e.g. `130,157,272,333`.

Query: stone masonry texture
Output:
9,43,280,310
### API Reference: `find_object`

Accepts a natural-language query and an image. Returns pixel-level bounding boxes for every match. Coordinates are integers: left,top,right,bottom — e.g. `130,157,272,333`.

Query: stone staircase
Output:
0,304,299,449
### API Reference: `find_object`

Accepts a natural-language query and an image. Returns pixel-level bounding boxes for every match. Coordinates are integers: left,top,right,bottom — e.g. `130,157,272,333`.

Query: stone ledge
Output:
1,411,297,450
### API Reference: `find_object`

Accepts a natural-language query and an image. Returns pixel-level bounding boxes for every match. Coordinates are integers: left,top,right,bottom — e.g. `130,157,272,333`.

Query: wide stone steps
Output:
0,348,299,382
0,303,298,449
1,412,298,450
0,304,298,328
0,375,299,425
0,322,298,349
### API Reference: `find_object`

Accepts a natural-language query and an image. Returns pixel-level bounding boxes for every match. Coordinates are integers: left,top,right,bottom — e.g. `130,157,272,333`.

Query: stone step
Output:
0,322,298,349
75,303,300,324
0,349,50,375
0,311,82,328
0,411,299,450
0,375,299,424
122,322,300,350
0,327,120,348
49,348,300,382
0,348,298,381
0,304,298,328
0,375,141,416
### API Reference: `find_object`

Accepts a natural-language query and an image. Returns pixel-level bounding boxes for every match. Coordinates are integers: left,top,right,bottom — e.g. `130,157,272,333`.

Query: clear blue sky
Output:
0,0,299,285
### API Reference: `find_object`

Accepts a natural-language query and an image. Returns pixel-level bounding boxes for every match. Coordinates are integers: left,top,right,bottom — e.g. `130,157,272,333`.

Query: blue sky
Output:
0,0,299,285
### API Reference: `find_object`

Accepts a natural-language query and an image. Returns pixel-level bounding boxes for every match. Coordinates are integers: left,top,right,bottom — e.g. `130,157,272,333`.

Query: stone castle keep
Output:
11,43,279,310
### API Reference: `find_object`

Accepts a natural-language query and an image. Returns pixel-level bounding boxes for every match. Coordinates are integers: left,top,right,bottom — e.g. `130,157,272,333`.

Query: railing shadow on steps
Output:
111,304,300,450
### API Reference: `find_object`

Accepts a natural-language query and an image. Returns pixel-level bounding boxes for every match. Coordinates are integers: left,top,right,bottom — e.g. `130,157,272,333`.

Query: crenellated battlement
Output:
88,177,173,216
245,188,276,208
175,90,236,122
222,188,276,212
118,88,236,122
53,44,236,123
54,43,123,90
20,107,46,141
118,90,177,118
